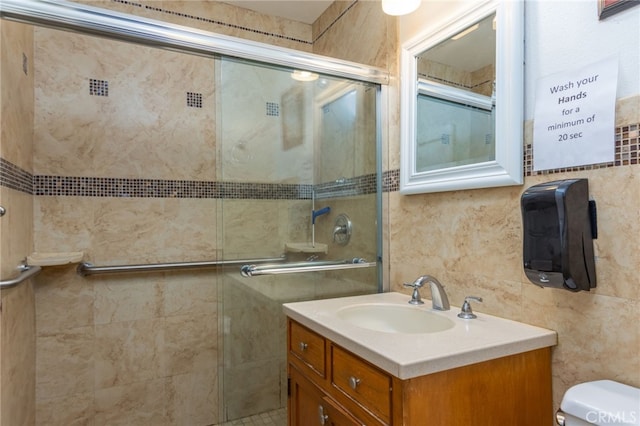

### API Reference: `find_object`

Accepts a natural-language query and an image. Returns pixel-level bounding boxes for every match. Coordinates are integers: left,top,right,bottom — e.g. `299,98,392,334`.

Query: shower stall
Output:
216,56,381,421
0,0,386,424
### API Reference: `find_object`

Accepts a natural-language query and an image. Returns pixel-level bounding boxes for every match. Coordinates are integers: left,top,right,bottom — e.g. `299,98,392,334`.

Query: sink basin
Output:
336,303,455,334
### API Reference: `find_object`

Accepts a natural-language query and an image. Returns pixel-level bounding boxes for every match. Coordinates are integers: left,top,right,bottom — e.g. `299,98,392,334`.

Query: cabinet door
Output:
290,365,361,426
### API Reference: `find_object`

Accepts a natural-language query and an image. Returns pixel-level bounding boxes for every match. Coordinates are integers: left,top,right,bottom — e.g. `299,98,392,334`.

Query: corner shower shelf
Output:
27,251,84,266
284,242,328,254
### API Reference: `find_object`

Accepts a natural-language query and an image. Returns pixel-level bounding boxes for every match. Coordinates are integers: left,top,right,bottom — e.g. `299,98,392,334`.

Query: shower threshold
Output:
219,408,286,426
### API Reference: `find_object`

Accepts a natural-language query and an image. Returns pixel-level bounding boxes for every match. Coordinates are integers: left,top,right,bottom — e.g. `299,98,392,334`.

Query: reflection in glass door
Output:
216,57,380,423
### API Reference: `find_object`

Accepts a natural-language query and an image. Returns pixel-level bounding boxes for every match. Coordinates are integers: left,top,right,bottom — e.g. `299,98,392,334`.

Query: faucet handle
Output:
403,280,423,289
457,296,483,319
403,282,424,305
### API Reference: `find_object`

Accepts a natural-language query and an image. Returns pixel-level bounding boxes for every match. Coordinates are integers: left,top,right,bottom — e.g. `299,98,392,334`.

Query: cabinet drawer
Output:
331,345,392,424
289,320,326,377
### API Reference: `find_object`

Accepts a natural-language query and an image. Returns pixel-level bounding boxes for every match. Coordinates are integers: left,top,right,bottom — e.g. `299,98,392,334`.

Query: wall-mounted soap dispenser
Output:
521,179,597,292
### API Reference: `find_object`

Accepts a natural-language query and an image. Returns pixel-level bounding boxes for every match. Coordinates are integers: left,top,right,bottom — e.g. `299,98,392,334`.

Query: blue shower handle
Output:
312,206,331,224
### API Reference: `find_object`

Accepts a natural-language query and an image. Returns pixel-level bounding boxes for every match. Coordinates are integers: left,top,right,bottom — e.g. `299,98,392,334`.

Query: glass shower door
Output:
216,56,380,423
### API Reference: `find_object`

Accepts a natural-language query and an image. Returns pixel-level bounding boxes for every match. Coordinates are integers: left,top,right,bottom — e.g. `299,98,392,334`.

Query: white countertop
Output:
283,292,557,380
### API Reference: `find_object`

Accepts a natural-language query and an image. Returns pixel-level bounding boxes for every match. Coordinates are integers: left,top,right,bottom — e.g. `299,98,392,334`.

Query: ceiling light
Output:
291,70,319,82
451,23,479,40
382,0,421,16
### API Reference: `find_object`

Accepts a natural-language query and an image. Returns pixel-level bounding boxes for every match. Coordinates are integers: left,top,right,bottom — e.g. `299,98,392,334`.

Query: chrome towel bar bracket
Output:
0,263,42,288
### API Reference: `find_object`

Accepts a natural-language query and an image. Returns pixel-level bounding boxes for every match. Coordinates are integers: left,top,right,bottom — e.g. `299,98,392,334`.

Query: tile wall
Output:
0,19,36,426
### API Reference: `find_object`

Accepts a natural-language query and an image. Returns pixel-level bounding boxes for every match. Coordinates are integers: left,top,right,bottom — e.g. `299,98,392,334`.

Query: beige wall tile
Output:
163,271,218,318
313,1,396,70
0,20,34,167
0,19,36,426
312,1,353,41
0,282,36,426
389,186,524,285
94,379,167,426
34,28,216,181
616,95,640,127
90,198,171,264
94,319,164,389
0,188,33,275
164,313,217,376
36,392,94,426
34,266,94,334
222,200,292,258
33,197,93,255
522,285,640,405
94,277,163,325
36,326,94,401
165,371,218,426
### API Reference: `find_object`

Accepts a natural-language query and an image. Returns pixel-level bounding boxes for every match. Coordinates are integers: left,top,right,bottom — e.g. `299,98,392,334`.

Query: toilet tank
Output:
558,380,640,425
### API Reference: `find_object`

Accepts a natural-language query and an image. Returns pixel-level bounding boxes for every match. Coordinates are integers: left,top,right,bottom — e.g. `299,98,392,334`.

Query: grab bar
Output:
240,258,375,277
77,255,286,276
0,263,42,288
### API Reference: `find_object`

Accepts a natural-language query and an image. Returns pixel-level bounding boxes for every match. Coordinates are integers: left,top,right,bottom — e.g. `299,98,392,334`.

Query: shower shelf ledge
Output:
284,242,328,254
27,251,84,266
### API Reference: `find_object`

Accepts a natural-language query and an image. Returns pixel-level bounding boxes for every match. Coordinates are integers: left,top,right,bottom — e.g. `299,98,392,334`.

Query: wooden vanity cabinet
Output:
289,365,362,426
287,318,553,426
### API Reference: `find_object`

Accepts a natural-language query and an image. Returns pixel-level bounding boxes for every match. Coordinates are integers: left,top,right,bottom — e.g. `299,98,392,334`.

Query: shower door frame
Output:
0,0,389,85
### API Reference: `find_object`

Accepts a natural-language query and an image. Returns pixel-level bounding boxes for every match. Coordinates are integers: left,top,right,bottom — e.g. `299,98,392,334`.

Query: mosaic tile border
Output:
32,176,315,199
0,165,376,199
112,0,311,45
525,123,638,176
383,169,400,193
0,158,33,194
110,0,358,47
2,124,636,197
111,0,359,46
315,173,378,199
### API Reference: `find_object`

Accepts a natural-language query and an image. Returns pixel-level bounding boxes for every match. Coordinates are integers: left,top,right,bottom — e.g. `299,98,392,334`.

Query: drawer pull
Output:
348,376,361,390
318,404,329,425
299,342,308,351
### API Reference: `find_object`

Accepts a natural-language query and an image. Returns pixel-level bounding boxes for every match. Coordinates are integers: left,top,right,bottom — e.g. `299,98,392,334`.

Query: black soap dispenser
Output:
521,179,597,292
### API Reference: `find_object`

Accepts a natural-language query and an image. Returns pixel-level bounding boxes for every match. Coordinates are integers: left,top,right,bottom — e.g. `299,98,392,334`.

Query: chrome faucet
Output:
403,275,450,311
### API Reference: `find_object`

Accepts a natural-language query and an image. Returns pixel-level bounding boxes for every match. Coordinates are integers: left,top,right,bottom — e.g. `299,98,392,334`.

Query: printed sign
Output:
533,56,618,171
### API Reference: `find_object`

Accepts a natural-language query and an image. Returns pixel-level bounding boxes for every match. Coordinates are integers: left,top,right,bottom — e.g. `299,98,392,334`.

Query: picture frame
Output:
598,0,639,20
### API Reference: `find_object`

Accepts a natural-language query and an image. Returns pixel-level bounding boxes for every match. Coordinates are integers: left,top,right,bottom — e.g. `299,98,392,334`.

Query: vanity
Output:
284,292,557,425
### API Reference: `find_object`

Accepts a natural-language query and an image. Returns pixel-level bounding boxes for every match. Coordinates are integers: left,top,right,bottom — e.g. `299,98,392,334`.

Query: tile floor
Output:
219,408,286,426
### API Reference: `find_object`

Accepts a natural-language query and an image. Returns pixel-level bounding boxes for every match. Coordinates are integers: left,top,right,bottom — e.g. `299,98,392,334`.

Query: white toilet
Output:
556,380,640,425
